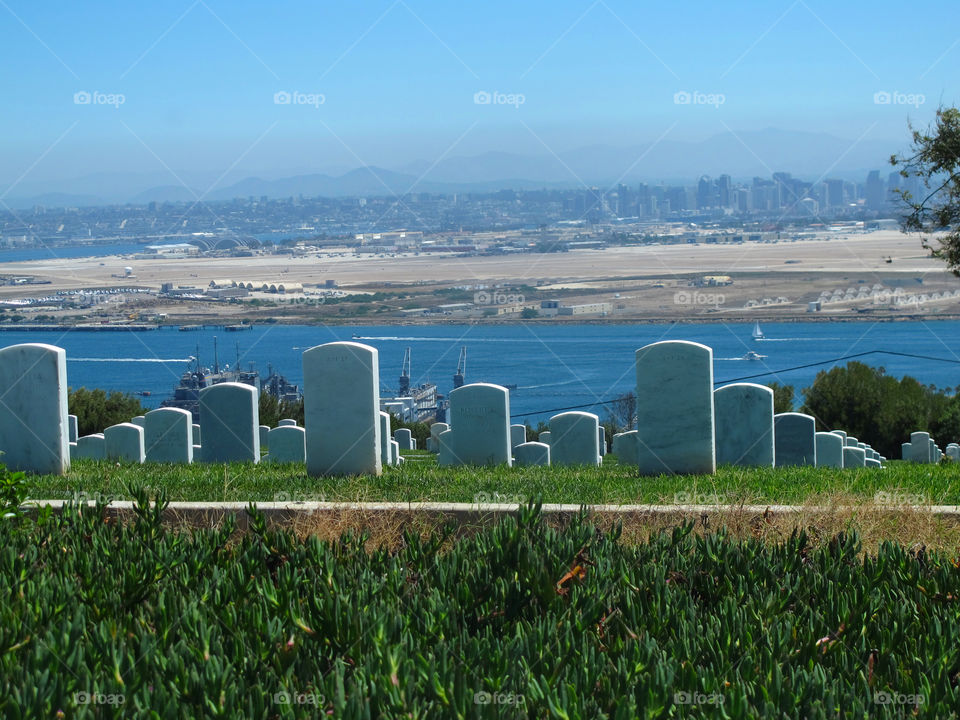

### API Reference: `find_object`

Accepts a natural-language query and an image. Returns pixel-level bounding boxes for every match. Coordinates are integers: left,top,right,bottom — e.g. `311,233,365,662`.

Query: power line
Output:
510,349,960,419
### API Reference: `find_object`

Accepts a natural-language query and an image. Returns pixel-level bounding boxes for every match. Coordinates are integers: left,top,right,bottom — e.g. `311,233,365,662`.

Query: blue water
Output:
0,243,149,263
1,322,958,422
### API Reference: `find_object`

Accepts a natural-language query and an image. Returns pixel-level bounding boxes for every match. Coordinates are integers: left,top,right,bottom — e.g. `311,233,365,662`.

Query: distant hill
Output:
3,128,902,208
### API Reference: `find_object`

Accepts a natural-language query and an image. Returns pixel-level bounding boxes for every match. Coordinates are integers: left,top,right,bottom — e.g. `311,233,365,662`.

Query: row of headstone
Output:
0,340,942,477
902,431,944,463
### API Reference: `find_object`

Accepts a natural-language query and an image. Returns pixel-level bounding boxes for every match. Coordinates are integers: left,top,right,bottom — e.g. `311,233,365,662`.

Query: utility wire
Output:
510,349,960,419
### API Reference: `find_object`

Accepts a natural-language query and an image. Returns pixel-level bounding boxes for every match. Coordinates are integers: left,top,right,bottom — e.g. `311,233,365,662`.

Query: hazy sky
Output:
1,0,956,191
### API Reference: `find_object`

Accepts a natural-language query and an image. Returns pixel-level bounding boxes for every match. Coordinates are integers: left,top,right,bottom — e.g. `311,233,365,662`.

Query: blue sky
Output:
1,0,957,191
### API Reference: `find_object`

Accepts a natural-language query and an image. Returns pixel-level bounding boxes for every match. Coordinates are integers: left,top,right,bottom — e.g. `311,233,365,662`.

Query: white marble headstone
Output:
713,383,774,467
549,411,600,467
447,383,512,466
774,413,816,467
0,343,70,474
144,407,193,464
104,422,145,464
635,340,715,475
303,342,381,476
198,382,260,463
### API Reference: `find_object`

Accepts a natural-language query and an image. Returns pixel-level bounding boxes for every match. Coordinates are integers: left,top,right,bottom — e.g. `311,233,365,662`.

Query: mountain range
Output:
3,128,901,209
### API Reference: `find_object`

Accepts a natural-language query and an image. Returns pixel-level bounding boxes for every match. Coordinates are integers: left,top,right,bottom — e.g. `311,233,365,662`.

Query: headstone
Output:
74,433,105,460
278,419,298,427
901,442,911,460
198,382,260,463
831,430,847,442
0,343,70,474
510,424,527,449
379,411,393,467
266,425,305,463
513,441,550,466
815,432,844,468
635,340,715,475
908,432,931,463
598,427,607,456
394,428,413,451
447,383,512,466
612,430,638,465
104,423,145,463
144,407,193,463
539,431,552,445
428,422,449,452
947,445,960,461
411,438,417,450
845,436,859,447
842,446,866,468
774,413,816,467
713,383,774,467
303,342,381,476
857,442,866,450
549,411,600,466
865,458,882,468
929,438,938,462
259,425,270,450
131,415,146,428
437,429,455,466
390,440,400,465
68,415,78,443
193,424,201,445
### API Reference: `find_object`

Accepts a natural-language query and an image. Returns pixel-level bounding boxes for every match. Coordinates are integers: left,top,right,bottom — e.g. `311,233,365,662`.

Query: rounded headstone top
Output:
635,339,713,358
714,382,773,395
550,410,599,422
449,382,510,396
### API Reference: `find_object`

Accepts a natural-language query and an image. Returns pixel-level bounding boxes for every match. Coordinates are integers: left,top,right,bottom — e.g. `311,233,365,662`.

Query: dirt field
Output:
3,230,960,323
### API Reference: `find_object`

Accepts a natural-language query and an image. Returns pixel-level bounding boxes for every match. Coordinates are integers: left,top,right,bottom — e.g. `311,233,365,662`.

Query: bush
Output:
801,362,958,457
68,387,145,437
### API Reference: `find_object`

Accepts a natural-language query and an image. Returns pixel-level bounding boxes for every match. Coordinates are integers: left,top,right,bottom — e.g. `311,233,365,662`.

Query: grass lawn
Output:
22,455,960,506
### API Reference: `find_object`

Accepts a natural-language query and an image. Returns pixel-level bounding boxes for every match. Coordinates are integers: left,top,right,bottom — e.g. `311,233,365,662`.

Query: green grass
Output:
22,456,960,505
2,500,956,718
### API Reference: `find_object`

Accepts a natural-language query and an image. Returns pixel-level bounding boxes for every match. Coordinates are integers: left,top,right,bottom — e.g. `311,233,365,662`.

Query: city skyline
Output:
1,0,956,200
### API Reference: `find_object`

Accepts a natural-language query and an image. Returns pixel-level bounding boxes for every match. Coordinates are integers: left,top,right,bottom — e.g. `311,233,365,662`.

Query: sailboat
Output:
752,321,764,340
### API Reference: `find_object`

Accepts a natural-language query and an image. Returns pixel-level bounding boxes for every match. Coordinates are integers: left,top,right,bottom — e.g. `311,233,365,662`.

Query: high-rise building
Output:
717,175,732,208
865,171,885,210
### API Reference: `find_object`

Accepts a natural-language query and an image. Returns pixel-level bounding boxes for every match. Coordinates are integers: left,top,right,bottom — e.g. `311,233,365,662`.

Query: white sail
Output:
752,322,764,339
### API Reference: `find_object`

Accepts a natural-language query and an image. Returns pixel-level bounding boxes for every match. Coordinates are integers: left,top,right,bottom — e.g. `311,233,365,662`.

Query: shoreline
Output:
3,312,960,331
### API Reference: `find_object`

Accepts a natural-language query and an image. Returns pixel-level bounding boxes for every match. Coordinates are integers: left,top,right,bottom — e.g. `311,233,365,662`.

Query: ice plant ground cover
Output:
1,491,958,718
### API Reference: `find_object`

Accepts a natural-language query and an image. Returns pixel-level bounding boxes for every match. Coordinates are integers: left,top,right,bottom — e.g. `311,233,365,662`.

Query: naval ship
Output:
161,339,301,421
